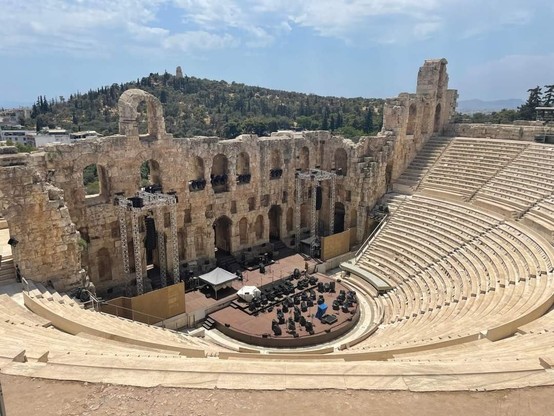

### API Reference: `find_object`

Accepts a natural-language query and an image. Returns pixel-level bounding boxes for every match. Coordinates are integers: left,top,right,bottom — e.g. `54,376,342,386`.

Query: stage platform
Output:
185,254,320,314
208,274,360,348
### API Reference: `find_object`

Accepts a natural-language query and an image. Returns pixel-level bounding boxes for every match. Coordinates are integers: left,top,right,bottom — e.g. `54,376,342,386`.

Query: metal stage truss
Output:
116,191,179,295
295,169,337,254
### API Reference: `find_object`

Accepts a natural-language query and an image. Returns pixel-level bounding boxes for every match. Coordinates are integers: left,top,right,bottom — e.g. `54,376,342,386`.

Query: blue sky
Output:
1,0,553,107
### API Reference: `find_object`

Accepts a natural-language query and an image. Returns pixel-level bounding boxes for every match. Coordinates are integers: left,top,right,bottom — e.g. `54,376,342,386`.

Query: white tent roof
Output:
199,267,238,288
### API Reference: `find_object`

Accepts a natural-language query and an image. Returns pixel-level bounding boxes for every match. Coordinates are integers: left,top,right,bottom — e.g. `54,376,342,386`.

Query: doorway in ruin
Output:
334,202,346,234
213,215,232,255
268,205,282,241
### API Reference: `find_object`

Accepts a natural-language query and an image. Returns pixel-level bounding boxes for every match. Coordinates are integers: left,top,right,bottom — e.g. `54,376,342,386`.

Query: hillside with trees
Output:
27,70,384,140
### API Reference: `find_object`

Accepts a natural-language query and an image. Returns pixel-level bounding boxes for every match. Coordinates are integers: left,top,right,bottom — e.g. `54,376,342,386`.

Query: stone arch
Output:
406,103,417,135
213,215,232,253
270,148,283,170
299,146,310,171
211,154,229,193
268,205,282,240
238,217,248,245
334,202,346,234
140,159,161,188
254,214,264,240
236,151,251,184
334,148,348,176
118,89,166,140
82,163,109,203
192,156,205,180
286,207,294,232
97,247,113,282
434,103,442,133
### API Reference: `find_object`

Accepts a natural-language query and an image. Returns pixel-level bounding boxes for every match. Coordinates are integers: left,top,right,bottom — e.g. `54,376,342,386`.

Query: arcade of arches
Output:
0,59,456,293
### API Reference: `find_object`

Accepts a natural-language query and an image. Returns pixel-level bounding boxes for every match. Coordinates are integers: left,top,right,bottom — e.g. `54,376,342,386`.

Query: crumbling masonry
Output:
0,59,456,293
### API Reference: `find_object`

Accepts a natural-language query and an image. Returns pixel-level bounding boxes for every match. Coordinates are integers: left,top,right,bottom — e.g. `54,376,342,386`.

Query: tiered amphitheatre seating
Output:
520,195,554,242
393,136,452,192
0,294,189,362
23,281,222,357
417,138,528,199
350,194,554,354
472,144,554,216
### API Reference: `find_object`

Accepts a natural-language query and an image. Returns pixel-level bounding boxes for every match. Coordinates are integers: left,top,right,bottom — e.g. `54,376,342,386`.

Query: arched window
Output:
236,152,251,184
188,156,206,192
334,148,348,176
406,103,417,135
140,159,161,189
211,154,229,193
83,164,109,202
269,149,283,179
254,215,264,240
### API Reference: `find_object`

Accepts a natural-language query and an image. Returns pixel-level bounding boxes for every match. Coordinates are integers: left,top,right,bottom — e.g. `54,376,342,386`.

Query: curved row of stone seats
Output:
348,195,554,355
521,195,554,243
472,145,554,216
23,282,222,357
0,294,187,362
393,137,452,191
393,305,554,363
417,138,527,199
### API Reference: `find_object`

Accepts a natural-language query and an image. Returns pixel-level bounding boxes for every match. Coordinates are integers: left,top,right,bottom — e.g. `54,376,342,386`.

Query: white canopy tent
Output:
198,267,238,299
237,285,261,302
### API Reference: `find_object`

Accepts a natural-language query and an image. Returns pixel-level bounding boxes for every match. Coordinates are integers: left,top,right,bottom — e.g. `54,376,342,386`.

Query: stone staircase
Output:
0,255,16,284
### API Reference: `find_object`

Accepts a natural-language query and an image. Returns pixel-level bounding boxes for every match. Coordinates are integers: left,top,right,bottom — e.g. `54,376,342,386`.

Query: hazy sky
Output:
1,0,553,107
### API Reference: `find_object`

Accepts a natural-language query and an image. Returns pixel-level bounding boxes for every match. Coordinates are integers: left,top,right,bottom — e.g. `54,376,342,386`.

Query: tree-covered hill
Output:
29,70,384,140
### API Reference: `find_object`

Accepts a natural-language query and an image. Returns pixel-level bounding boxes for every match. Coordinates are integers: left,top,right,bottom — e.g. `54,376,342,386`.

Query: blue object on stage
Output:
315,303,328,319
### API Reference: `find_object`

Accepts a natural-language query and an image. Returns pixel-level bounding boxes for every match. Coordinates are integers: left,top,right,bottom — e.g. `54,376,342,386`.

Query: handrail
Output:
98,299,168,329
20,276,29,292
354,215,389,263
353,196,410,263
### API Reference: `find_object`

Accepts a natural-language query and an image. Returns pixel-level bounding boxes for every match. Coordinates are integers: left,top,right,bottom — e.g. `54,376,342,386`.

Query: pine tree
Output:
543,85,554,107
363,107,373,133
518,86,542,120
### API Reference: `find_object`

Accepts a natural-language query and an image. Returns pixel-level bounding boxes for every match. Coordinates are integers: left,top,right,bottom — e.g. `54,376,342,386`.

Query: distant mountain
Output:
457,99,524,114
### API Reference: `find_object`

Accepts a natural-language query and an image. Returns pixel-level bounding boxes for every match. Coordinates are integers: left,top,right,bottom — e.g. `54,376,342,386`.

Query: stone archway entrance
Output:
334,202,346,234
213,216,232,255
268,205,282,241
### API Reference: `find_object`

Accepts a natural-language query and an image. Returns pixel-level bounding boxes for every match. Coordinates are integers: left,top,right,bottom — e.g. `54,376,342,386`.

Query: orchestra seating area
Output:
3,136,554,391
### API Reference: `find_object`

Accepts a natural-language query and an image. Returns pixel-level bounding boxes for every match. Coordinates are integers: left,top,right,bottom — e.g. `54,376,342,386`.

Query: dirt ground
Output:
2,374,554,416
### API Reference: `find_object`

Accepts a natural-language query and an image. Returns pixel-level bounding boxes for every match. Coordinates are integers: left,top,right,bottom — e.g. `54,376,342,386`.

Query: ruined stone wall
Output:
0,59,456,293
0,154,82,290
445,122,554,142
382,58,457,182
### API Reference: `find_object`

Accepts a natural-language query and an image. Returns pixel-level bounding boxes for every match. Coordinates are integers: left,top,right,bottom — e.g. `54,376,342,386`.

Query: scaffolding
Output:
295,169,337,254
116,191,179,295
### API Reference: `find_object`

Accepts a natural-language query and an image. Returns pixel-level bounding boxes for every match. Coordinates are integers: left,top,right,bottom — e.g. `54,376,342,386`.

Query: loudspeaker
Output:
145,217,157,250
315,186,322,210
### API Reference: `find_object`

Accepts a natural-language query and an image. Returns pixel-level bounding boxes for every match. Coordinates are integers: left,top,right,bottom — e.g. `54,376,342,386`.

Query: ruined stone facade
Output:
0,59,456,293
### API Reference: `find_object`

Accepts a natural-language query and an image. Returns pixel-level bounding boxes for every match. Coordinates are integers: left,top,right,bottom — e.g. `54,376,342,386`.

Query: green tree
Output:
518,86,542,120
363,107,374,133
543,85,554,107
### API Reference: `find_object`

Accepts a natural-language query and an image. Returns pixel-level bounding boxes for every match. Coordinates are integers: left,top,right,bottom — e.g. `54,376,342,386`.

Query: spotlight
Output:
7,238,19,247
